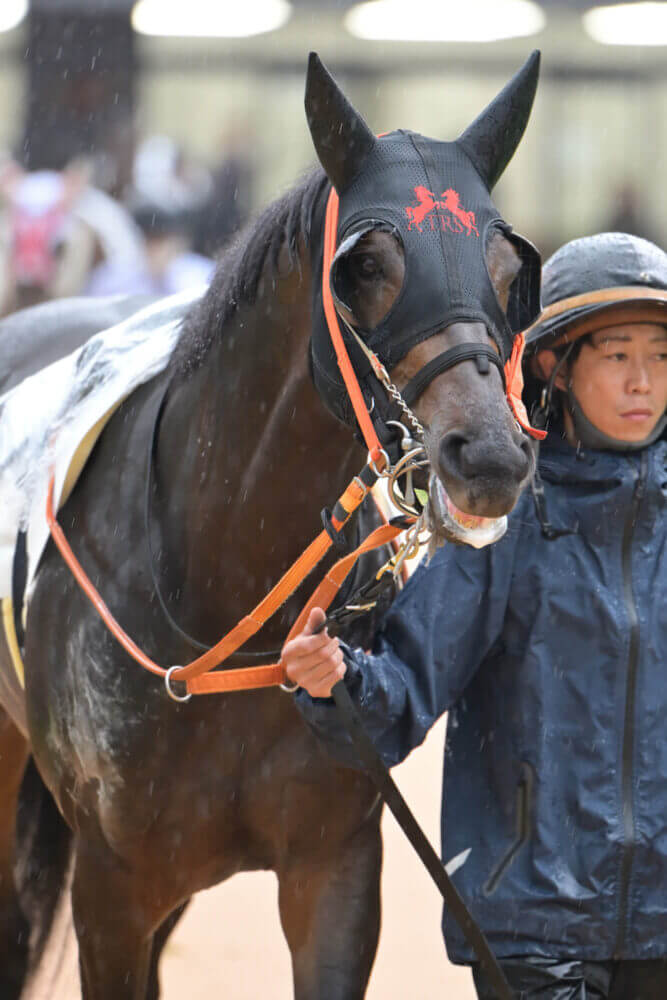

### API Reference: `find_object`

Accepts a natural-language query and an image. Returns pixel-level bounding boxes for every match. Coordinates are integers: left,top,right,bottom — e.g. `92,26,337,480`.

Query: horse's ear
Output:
305,52,376,193
458,50,540,191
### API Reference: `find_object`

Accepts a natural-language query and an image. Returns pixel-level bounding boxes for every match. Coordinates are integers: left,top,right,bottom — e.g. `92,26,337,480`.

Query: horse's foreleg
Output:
0,709,30,998
278,821,382,1000
145,899,190,1000
71,838,161,1000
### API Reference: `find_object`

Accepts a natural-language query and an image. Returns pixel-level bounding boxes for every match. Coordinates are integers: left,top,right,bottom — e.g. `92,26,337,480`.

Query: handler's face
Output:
568,323,667,443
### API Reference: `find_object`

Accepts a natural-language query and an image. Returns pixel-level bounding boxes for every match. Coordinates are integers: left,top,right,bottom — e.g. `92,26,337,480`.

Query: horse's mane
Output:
173,166,328,374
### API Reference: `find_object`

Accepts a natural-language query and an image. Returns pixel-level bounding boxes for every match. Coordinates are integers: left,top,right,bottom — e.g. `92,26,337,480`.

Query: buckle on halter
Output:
321,507,351,554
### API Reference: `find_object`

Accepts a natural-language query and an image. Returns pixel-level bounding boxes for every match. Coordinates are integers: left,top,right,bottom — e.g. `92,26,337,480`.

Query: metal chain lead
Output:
339,313,428,540
341,317,425,440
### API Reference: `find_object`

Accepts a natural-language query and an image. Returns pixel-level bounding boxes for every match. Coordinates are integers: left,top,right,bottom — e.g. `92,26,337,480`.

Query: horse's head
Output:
306,53,544,547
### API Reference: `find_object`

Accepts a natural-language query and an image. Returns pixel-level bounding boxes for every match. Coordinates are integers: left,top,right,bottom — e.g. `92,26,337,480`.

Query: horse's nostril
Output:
439,432,469,477
516,436,533,478
439,429,532,485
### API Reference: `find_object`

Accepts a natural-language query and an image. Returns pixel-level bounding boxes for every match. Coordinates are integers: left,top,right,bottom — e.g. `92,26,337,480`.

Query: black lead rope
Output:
316,618,513,999
147,367,507,993
144,382,284,663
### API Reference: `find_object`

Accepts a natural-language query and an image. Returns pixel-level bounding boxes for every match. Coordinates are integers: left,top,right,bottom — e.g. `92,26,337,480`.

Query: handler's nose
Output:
628,360,651,394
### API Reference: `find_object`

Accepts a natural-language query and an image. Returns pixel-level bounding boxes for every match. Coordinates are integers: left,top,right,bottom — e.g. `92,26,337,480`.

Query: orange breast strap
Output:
46,471,409,695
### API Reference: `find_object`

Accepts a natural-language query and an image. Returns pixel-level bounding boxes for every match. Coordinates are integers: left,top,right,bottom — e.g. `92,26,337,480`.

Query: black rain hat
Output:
525,232,667,351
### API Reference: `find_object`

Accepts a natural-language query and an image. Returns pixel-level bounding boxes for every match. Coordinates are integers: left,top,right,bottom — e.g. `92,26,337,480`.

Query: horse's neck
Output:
158,255,363,631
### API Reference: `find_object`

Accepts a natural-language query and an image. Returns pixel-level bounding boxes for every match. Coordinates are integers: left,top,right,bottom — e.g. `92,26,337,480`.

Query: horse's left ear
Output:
304,52,376,193
458,50,541,191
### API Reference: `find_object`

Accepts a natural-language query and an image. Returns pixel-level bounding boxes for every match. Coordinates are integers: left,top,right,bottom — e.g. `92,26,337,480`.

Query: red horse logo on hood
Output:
405,186,479,236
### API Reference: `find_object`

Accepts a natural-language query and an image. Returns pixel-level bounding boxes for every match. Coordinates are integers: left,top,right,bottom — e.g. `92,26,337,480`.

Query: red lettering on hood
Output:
405,186,479,236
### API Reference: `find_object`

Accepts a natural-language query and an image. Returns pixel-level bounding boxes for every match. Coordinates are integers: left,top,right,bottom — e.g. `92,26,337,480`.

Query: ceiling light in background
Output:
345,0,545,43
0,0,27,34
132,0,292,38
583,2,667,45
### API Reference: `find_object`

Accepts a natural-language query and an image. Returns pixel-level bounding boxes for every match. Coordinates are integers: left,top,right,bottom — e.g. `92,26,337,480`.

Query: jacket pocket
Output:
483,761,534,895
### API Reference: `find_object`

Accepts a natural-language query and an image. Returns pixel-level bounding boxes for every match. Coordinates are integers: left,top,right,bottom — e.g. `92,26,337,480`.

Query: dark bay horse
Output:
0,53,540,998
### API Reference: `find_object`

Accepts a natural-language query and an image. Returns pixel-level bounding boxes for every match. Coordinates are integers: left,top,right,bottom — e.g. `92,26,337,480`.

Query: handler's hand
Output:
282,607,346,698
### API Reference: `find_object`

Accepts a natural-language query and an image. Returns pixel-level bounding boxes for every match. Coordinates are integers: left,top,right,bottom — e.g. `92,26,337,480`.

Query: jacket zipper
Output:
484,762,534,895
614,450,648,957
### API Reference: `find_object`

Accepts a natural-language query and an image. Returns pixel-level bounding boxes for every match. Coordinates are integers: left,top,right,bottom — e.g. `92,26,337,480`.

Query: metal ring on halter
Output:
387,447,430,515
280,676,300,693
389,446,429,477
386,419,415,452
165,665,192,703
369,448,391,478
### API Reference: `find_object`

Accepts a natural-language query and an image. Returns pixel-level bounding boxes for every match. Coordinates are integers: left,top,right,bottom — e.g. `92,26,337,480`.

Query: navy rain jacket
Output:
295,434,667,965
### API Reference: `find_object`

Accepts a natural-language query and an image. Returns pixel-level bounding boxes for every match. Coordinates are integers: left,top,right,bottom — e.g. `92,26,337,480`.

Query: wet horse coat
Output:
0,53,540,998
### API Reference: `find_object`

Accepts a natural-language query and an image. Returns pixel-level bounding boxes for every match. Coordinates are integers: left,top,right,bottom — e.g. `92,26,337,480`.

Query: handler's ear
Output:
531,349,568,391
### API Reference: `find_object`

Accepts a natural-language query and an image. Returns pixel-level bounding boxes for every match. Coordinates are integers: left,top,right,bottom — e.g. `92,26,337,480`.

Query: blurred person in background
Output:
602,179,661,247
85,135,214,297
0,153,144,316
282,232,667,999
194,120,256,258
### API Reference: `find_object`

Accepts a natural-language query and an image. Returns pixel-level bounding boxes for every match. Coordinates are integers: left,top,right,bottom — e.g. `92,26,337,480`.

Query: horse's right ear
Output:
305,52,376,193
457,50,541,191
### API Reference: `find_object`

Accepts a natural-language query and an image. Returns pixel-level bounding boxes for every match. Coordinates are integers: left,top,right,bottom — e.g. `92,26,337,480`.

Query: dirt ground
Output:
25,714,476,998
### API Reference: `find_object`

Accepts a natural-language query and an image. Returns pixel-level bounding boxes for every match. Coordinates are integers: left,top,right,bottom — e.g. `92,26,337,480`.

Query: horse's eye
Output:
352,253,380,280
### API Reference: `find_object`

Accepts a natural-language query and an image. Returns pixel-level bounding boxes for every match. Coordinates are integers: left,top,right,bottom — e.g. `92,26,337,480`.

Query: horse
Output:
440,188,480,236
0,160,145,317
0,52,541,998
405,186,440,232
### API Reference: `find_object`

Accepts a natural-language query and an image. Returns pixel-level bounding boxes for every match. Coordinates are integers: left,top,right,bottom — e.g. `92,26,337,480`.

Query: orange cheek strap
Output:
504,332,546,441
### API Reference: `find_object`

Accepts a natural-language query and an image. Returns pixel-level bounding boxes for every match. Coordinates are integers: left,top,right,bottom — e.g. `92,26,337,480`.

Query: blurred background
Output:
0,0,665,317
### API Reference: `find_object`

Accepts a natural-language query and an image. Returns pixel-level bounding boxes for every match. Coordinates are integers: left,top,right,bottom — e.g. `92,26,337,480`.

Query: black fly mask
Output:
306,53,543,445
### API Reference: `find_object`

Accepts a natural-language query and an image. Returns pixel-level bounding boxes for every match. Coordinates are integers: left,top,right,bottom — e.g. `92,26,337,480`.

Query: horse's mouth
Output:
424,473,508,550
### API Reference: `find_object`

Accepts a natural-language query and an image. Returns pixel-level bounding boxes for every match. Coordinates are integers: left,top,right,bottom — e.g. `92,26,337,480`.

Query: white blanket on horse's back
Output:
0,287,204,601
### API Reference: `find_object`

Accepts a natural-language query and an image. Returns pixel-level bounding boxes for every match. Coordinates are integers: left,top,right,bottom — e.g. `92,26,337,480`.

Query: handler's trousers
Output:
472,957,667,999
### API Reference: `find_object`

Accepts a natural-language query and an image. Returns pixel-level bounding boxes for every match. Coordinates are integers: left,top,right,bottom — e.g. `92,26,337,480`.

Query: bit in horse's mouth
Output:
425,473,508,549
